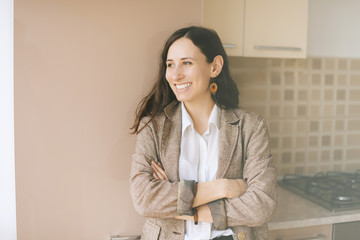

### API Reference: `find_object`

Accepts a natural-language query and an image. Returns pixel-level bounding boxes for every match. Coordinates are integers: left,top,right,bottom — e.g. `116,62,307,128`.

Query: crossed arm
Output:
151,161,248,223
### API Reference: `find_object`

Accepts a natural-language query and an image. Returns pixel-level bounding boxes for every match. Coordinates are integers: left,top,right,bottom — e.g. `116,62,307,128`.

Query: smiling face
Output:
165,37,214,105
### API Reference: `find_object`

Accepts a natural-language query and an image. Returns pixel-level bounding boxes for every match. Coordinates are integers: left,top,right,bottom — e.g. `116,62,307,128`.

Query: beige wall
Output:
14,1,201,239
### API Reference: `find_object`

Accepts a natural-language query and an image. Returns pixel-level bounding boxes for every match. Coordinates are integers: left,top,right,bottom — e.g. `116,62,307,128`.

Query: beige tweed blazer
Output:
130,101,277,240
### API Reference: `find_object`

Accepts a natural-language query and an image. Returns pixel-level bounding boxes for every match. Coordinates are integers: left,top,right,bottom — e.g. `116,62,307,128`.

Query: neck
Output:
183,96,215,135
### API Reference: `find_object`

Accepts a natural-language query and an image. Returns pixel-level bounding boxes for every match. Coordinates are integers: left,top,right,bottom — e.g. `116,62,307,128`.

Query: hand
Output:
174,204,213,223
225,179,248,199
151,161,168,181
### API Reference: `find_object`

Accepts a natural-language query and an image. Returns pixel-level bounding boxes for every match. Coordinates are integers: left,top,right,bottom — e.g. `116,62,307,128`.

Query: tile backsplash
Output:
229,57,360,176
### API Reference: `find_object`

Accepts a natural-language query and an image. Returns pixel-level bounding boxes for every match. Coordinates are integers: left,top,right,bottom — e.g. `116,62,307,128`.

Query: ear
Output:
210,55,224,78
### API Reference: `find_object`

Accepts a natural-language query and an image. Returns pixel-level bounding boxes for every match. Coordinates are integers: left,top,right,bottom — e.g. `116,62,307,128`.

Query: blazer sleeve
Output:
224,116,277,227
129,119,179,219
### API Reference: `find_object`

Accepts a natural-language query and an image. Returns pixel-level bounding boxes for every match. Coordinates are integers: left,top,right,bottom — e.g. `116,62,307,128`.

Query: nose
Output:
171,65,184,81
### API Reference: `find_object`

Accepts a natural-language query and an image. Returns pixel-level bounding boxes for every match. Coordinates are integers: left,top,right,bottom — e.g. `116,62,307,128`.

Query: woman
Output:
130,26,277,240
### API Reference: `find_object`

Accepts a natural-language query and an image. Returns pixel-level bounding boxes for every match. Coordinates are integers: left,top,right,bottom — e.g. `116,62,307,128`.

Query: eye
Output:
183,61,192,65
167,62,174,68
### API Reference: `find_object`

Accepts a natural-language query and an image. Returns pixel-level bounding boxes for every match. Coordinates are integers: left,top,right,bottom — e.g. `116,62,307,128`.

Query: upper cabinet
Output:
202,0,309,58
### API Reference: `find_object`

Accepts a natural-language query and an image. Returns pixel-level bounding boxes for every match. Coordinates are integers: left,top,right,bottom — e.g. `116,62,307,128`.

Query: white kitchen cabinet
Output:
202,0,308,58
269,224,333,240
203,0,245,56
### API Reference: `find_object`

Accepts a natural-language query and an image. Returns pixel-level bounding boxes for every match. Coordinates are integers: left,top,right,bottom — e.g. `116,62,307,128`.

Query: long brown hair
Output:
130,26,239,134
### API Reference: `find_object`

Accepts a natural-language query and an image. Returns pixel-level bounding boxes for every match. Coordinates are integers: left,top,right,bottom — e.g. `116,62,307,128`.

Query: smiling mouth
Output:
175,83,192,90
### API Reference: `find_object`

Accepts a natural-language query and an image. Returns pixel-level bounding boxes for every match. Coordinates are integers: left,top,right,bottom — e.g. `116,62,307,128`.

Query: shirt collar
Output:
181,102,221,135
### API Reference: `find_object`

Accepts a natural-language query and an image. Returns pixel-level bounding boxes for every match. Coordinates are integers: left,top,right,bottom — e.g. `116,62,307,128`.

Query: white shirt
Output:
179,103,234,240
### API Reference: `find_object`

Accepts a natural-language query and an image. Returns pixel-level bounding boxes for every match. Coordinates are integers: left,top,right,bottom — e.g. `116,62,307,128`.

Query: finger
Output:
151,161,168,180
151,163,167,180
153,172,160,180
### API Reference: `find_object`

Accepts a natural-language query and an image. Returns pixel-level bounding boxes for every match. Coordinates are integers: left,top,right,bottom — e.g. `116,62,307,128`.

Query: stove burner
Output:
308,180,331,189
279,169,360,212
332,195,353,202
350,182,360,190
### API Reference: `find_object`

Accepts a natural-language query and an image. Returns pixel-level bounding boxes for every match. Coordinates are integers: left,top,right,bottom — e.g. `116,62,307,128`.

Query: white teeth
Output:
176,83,192,90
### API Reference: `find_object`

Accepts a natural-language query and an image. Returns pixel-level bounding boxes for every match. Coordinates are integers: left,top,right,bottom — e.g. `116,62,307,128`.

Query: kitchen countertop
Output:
268,186,360,230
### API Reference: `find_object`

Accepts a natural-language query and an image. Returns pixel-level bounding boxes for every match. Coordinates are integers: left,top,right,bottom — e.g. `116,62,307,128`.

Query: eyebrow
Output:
166,57,195,62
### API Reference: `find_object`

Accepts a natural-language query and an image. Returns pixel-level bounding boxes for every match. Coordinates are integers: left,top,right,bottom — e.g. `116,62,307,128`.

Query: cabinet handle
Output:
254,45,301,51
295,234,327,240
275,234,327,240
110,235,141,240
223,44,237,48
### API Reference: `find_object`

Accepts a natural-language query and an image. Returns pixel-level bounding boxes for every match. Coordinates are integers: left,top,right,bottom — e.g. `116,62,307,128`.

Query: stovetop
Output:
278,170,360,212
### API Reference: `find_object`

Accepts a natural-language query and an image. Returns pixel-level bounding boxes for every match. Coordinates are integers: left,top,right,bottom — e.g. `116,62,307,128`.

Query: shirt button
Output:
238,232,246,240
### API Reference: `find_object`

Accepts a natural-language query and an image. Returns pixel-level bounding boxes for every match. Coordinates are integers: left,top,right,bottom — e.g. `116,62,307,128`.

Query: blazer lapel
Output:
160,101,181,182
217,109,240,179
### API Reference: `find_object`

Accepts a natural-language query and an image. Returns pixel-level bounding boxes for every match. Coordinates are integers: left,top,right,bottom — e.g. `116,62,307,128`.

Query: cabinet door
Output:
269,224,332,240
244,0,308,58
203,0,244,56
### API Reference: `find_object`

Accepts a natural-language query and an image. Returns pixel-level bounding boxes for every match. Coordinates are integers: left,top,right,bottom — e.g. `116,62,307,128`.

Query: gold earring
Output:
210,82,218,94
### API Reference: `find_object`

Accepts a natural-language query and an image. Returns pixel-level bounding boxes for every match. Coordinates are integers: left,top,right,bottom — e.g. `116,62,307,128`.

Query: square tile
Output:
350,74,360,86
336,105,346,115
282,136,293,148
295,152,306,163
269,121,280,133
309,121,319,132
349,105,360,115
282,121,293,133
325,74,334,85
308,151,318,162
346,148,360,160
270,89,281,101
298,72,309,85
310,106,321,116
298,90,308,101
309,136,319,147
270,72,281,85
321,150,331,161
335,120,345,131
283,105,294,117
322,135,331,146
334,150,343,161
285,72,295,85
324,90,333,101
271,59,282,67
334,135,344,145
311,90,321,101
284,90,294,101
270,137,279,149
270,106,281,117
336,89,346,101
323,105,334,116
351,59,360,71
337,74,347,85
296,121,307,132
281,152,292,164
312,58,322,69
338,59,348,70
347,134,360,145
311,74,321,85
325,58,335,70
349,90,360,101
296,136,306,148
323,120,333,132
285,59,297,68
297,105,307,116
348,119,360,131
